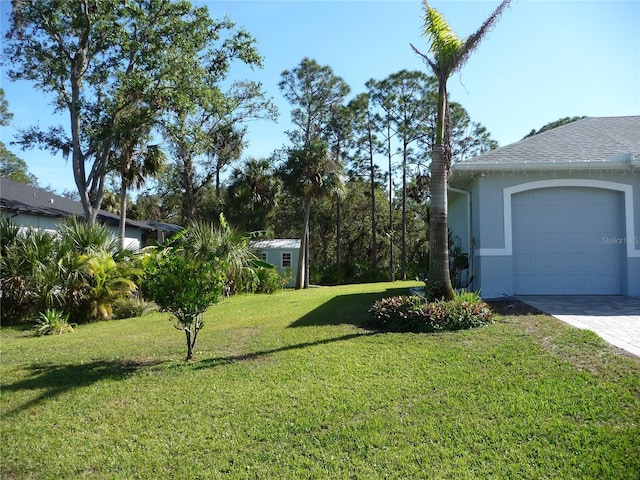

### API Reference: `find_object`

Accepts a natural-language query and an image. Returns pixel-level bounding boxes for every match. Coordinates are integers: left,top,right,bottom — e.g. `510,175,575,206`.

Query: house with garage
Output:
250,239,300,288
448,116,640,298
0,177,180,249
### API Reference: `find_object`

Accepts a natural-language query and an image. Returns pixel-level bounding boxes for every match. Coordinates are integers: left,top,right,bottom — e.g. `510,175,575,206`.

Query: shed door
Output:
512,187,624,295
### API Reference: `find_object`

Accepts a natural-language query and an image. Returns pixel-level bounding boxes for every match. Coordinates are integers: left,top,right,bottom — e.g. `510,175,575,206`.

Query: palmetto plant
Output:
0,216,139,324
226,158,282,232
179,215,267,294
58,216,118,254
0,223,58,323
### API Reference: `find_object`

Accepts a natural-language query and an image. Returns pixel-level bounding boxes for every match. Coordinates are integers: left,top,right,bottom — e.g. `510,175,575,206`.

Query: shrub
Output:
111,296,156,319
81,249,138,321
0,217,141,325
255,266,289,293
311,261,389,286
34,309,76,336
368,291,492,333
144,246,226,361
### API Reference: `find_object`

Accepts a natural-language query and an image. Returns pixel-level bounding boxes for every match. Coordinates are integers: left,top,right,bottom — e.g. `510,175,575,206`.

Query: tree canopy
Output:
4,0,266,223
524,116,586,138
4,2,504,289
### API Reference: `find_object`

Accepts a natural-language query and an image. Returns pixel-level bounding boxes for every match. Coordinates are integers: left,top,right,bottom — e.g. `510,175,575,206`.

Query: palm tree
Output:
113,110,166,250
226,158,282,232
280,140,345,289
411,0,510,299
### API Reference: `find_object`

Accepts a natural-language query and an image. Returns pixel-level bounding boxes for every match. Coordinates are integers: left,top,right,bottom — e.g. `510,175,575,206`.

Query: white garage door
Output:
512,187,624,295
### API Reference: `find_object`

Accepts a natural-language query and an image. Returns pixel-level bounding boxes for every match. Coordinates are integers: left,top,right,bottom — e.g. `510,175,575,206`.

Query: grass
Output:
1,281,639,479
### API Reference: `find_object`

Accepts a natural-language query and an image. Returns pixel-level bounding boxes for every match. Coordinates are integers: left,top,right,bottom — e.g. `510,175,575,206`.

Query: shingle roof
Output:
250,239,301,249
1,176,86,218
0,177,179,232
453,116,640,173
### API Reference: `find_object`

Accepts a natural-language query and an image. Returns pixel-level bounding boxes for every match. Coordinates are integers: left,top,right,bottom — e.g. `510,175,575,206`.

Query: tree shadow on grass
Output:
193,331,376,370
2,358,162,417
288,286,412,328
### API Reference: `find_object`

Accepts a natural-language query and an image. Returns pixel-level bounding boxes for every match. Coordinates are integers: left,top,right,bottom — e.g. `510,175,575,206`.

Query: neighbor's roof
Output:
0,177,179,232
452,116,640,175
250,239,301,249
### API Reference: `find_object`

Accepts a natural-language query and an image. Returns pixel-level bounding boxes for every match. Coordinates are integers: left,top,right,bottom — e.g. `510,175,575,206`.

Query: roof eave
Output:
452,160,637,174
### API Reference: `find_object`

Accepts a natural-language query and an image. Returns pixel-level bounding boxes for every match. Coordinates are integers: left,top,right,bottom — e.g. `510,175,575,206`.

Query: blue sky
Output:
2,0,639,194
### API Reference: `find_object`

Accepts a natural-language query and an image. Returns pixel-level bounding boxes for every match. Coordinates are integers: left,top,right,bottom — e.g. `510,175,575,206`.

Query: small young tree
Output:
145,244,225,361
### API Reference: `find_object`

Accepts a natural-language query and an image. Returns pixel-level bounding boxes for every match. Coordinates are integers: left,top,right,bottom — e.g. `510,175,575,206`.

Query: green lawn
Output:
2,281,639,479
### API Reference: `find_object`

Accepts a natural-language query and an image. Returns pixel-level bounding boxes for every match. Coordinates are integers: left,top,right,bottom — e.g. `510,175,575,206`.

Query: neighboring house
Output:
0,177,179,250
448,116,640,298
250,239,301,288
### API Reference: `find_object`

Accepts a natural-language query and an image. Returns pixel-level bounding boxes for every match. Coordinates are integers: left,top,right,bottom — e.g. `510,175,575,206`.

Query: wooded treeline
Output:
3,1,497,285
129,60,497,284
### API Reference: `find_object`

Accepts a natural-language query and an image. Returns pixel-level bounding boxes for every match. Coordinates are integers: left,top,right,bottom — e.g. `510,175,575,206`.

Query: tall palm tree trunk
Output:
118,154,132,251
429,143,454,299
304,226,310,288
336,198,341,266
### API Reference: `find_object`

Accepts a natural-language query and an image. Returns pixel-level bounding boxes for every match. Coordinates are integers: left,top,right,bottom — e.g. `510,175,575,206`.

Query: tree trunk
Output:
336,198,341,266
429,144,454,300
401,136,408,280
119,175,128,251
215,163,221,199
69,19,92,224
296,198,312,289
185,327,193,361
335,139,342,268
368,122,377,267
388,125,395,282
182,154,196,221
304,227,310,288
184,317,202,361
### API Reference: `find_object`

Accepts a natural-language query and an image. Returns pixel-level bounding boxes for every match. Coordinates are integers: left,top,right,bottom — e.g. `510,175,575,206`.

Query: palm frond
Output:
421,4,463,73
454,0,511,73
417,0,511,76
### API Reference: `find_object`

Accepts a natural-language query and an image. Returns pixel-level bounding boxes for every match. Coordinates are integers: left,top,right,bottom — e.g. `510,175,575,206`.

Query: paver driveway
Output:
517,296,640,358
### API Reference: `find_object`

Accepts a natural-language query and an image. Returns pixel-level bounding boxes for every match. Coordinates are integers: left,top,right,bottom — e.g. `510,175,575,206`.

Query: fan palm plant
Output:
179,215,266,294
226,158,282,232
58,216,118,254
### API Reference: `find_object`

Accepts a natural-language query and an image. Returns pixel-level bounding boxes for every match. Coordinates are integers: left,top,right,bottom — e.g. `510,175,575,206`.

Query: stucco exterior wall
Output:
447,190,471,255
448,171,640,298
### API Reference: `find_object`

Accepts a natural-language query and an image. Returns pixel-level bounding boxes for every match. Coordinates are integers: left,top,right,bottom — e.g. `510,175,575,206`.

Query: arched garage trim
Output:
478,179,638,258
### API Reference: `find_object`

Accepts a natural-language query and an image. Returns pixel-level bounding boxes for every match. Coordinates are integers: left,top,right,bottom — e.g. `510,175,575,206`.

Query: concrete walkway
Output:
517,296,640,358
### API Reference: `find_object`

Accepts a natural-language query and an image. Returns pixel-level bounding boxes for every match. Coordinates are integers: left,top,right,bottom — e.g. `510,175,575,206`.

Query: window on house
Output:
282,252,291,268
258,252,267,262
